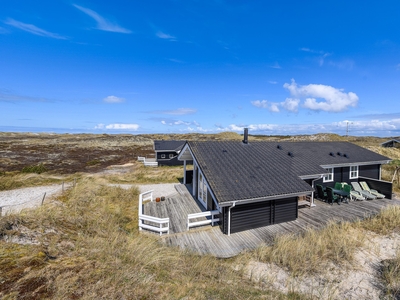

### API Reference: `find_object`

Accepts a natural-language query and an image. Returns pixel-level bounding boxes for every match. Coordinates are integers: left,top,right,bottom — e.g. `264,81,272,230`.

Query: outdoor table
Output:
332,188,350,203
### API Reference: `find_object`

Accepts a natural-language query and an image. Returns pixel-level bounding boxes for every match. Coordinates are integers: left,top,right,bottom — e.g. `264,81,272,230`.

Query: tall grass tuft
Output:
249,221,365,276
380,252,400,298
358,205,400,235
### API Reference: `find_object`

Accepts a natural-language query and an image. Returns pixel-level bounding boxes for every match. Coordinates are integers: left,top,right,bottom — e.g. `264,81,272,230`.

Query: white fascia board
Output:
219,191,313,207
177,143,192,161
320,160,391,168
299,173,328,180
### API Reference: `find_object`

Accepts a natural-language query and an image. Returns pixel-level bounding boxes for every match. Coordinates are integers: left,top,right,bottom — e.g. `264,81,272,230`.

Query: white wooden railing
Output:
138,190,169,235
137,156,158,167
187,210,220,230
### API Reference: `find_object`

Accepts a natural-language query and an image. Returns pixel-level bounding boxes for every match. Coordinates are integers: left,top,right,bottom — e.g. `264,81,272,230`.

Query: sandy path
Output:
0,184,65,216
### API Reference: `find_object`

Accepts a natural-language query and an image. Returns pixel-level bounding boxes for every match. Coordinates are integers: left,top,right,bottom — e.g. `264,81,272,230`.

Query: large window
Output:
198,172,207,206
323,167,334,182
350,165,359,179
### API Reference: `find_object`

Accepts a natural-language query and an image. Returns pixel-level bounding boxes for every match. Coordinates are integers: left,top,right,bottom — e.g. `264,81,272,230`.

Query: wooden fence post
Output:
41,193,46,206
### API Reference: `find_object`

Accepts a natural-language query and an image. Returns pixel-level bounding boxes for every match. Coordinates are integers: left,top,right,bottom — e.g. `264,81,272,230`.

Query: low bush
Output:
21,163,47,174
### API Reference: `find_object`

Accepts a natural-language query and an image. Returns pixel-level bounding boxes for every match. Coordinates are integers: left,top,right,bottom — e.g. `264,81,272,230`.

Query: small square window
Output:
350,165,359,179
323,167,334,182
161,154,166,159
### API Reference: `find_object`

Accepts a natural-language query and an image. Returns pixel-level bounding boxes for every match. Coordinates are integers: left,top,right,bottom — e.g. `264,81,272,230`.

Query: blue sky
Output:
1,1,400,136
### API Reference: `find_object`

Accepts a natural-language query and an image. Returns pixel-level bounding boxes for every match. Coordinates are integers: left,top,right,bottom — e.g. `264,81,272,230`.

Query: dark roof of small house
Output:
187,141,390,204
381,139,400,146
154,140,186,152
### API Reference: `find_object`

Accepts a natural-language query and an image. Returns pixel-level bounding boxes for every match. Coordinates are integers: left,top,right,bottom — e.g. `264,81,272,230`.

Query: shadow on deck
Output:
143,185,400,258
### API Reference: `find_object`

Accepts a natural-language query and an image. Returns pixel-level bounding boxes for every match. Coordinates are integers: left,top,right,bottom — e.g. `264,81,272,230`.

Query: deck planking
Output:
145,185,400,258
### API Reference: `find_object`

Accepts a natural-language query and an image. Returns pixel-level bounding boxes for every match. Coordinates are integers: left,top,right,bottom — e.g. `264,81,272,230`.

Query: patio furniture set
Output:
316,181,385,205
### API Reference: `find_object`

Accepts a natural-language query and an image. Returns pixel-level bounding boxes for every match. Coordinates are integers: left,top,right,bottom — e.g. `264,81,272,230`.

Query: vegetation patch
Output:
247,221,365,276
21,163,47,174
380,253,400,298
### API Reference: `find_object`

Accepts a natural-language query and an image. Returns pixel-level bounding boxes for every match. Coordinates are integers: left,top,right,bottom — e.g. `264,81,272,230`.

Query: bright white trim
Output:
187,210,220,230
323,167,334,182
350,165,359,179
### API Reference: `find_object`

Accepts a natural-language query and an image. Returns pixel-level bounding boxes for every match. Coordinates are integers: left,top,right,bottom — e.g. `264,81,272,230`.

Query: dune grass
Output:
103,161,185,184
0,172,80,192
0,178,281,299
2,177,400,298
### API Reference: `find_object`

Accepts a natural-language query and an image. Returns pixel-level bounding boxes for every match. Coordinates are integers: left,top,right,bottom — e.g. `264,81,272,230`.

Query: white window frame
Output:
350,165,359,179
323,167,334,182
198,171,207,208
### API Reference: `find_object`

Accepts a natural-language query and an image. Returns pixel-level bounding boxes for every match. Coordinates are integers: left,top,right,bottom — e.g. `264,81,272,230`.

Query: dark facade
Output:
154,140,192,166
178,140,392,235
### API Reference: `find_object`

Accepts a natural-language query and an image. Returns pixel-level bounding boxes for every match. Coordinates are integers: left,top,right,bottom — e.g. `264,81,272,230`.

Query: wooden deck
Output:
143,184,400,258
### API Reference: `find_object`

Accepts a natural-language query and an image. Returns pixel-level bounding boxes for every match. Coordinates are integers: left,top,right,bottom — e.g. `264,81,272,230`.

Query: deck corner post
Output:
183,160,187,184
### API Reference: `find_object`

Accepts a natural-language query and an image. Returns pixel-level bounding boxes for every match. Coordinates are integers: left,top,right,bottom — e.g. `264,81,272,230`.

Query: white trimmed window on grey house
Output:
350,165,359,179
323,167,334,182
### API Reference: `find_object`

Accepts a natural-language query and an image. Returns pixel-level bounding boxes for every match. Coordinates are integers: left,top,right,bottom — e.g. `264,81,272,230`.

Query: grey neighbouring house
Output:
381,138,400,148
178,132,392,235
154,140,191,166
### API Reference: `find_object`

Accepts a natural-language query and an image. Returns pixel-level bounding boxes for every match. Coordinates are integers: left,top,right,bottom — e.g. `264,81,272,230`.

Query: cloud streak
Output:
103,95,125,103
4,18,66,39
148,108,196,115
156,31,176,41
0,91,55,103
73,4,131,33
95,123,139,130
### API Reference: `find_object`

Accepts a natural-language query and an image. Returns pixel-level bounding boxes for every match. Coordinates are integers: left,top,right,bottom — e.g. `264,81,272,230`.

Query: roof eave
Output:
218,190,313,207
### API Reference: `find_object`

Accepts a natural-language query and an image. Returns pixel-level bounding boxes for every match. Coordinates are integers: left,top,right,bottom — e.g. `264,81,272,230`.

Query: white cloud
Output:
268,81,278,84
251,98,298,113
156,31,176,40
284,79,358,112
251,100,269,109
281,98,300,112
161,119,192,126
153,108,196,115
300,47,332,66
270,62,281,69
95,123,139,130
4,18,66,39
103,95,125,103
73,4,131,33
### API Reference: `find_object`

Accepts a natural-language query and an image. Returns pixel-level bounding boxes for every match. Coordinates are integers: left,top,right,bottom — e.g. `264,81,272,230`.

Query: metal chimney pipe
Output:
243,128,248,144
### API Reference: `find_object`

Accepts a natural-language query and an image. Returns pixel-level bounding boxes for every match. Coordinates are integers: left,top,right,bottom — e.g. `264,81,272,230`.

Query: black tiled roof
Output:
188,141,390,204
154,140,186,152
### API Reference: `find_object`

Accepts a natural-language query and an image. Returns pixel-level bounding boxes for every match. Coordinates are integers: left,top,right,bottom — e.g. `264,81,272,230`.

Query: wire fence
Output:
0,181,75,217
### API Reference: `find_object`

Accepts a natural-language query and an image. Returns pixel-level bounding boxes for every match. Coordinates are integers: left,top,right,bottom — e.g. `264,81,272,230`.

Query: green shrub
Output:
21,163,47,174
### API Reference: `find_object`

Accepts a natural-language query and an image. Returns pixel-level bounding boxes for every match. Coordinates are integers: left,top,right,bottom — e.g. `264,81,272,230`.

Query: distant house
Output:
154,140,190,166
381,139,400,148
178,131,392,235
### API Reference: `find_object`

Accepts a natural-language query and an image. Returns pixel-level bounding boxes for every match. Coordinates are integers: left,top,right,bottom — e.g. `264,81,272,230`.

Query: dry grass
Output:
380,251,400,298
0,172,78,192
102,161,185,184
0,178,282,299
357,205,400,235
246,221,365,276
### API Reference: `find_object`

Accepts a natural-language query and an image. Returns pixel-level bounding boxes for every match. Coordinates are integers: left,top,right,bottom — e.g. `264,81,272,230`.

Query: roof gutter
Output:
219,190,313,208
